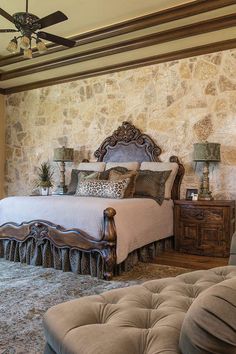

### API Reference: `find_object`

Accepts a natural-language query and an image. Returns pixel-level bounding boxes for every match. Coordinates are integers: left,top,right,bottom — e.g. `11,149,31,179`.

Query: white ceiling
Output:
0,0,235,93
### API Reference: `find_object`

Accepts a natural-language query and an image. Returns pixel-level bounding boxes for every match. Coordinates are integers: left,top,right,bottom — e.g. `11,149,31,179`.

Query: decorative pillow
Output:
99,166,128,180
78,162,106,172
179,277,236,354
134,170,171,205
75,178,130,199
109,170,138,198
67,170,99,195
105,162,140,171
140,162,179,199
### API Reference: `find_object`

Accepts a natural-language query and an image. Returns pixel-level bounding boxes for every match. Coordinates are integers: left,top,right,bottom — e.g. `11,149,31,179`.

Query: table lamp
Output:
193,142,221,200
53,146,74,194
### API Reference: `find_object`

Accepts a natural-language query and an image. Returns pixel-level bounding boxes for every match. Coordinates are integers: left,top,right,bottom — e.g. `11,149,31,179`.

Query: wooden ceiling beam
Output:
0,0,235,67
1,13,236,82
3,38,236,95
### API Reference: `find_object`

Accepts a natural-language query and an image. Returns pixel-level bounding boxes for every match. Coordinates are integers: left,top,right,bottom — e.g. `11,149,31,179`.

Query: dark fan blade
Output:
38,31,76,48
0,29,18,32
35,11,68,29
0,8,14,23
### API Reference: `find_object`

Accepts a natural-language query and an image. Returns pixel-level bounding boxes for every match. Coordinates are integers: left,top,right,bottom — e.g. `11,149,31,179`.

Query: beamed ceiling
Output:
0,0,236,94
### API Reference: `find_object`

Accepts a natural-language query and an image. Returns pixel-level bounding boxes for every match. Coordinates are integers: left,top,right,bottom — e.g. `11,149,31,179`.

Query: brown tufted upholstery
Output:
43,266,236,354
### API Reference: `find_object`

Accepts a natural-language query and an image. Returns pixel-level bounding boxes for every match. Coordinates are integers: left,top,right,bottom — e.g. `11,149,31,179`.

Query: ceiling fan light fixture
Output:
36,38,47,53
0,1,75,59
20,35,30,49
6,37,18,53
23,48,33,59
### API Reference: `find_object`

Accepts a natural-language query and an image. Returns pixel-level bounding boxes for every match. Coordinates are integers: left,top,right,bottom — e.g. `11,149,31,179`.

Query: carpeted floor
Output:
0,259,190,354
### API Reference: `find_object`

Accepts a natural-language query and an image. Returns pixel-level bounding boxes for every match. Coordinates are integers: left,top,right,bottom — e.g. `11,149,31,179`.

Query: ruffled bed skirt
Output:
0,236,174,278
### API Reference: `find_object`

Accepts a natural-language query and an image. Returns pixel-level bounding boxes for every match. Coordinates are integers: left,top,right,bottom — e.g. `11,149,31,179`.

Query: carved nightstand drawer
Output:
180,207,223,223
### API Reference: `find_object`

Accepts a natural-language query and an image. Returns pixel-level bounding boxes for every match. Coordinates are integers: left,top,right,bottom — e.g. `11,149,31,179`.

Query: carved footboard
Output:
0,207,117,280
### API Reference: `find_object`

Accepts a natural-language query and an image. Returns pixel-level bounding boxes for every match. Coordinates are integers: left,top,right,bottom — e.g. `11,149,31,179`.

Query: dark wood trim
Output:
3,38,236,95
0,207,117,280
0,0,235,67
1,13,236,82
170,156,185,201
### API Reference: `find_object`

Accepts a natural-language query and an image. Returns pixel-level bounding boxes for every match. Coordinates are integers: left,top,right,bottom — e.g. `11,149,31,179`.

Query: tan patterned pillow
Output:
68,170,99,195
75,178,130,199
74,171,100,195
109,170,138,198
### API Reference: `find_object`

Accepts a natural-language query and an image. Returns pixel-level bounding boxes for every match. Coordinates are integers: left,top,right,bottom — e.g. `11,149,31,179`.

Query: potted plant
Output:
35,162,54,196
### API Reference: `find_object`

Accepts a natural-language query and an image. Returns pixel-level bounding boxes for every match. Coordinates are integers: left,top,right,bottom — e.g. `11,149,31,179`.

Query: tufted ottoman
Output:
43,266,236,354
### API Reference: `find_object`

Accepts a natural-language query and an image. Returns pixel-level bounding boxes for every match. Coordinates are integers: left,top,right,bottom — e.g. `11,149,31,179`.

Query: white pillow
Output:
140,162,179,199
105,162,140,171
78,162,106,172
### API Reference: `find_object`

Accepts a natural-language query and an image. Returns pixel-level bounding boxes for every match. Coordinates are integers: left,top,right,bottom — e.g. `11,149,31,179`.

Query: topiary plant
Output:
35,162,54,188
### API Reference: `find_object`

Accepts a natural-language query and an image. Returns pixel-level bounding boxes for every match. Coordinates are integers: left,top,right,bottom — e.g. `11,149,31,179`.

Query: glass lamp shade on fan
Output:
193,142,221,200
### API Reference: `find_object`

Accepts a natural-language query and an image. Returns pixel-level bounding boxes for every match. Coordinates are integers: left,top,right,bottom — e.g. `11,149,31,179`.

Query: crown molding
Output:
0,0,235,67
3,38,236,95
1,13,236,82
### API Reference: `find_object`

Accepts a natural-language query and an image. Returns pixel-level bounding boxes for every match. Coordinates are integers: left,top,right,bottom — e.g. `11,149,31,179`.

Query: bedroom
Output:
0,0,236,353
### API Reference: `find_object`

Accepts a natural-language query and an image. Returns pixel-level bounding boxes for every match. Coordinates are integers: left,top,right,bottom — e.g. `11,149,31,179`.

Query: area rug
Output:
0,259,190,354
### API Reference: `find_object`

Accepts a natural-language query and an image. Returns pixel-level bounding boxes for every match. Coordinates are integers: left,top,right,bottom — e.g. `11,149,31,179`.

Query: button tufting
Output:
43,267,236,354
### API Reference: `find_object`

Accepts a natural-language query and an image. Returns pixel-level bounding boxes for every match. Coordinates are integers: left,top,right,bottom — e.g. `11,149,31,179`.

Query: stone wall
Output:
0,95,5,199
5,48,236,199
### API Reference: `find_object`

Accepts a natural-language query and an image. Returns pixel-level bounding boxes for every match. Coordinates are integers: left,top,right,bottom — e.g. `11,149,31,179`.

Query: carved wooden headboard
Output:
94,121,184,200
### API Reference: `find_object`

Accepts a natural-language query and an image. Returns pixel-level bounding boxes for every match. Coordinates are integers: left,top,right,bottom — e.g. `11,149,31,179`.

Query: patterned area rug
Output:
0,259,190,354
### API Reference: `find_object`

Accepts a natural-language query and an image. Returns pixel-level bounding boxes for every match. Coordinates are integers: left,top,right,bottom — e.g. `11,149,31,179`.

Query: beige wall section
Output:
0,95,5,199
4,48,236,199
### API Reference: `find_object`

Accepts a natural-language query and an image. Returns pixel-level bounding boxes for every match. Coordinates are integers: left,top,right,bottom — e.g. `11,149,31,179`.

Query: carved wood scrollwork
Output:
0,207,117,280
94,121,162,162
169,155,185,200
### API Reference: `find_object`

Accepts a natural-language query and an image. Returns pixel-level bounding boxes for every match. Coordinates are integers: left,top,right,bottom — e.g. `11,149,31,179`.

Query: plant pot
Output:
41,187,49,196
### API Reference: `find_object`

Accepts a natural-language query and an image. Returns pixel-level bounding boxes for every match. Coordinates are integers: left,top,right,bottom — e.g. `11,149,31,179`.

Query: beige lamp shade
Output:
53,146,74,162
193,142,221,162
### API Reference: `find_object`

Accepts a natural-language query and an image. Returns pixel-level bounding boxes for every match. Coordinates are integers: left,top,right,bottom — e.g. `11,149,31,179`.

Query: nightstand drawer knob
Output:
196,211,204,220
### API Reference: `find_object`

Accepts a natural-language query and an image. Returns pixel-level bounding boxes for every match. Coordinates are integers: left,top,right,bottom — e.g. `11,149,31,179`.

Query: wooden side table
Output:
174,200,235,257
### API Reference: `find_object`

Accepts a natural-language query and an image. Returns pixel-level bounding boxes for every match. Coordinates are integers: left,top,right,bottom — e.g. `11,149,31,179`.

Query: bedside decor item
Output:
186,188,198,200
193,142,221,200
53,146,74,194
35,162,54,196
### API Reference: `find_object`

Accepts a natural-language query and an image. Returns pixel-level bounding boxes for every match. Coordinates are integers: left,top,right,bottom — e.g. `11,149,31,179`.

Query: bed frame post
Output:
101,207,117,280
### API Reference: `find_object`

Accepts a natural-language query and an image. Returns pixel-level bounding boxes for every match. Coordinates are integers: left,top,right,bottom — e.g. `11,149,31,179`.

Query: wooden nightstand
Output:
174,200,235,257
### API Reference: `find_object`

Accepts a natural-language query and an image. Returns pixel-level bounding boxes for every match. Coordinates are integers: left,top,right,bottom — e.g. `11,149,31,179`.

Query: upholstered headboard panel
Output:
94,121,161,162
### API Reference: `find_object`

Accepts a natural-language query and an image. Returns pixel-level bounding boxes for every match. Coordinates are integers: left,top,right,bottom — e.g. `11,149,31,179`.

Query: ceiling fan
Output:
0,0,76,58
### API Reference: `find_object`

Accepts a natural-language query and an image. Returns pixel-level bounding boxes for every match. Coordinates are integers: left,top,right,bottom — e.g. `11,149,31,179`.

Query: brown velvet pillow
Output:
99,166,128,180
109,170,138,198
67,170,98,195
134,170,171,205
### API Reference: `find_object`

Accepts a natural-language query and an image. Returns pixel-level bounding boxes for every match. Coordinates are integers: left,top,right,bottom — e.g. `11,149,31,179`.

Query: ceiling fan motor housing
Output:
13,12,41,36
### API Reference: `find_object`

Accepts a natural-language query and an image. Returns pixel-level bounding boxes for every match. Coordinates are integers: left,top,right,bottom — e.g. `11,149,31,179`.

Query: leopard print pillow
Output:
75,178,130,199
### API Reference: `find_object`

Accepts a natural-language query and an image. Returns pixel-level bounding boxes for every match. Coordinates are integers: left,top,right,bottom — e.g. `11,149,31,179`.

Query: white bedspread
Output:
0,196,173,264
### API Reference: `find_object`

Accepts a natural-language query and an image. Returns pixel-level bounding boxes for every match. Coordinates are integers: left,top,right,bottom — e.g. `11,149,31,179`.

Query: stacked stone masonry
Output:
4,49,236,199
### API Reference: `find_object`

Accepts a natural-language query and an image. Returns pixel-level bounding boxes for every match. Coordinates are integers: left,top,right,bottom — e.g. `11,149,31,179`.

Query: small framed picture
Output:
186,188,198,200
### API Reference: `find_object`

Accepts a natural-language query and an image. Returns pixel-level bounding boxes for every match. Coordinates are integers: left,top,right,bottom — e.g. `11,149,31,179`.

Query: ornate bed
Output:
0,122,184,279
